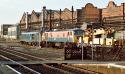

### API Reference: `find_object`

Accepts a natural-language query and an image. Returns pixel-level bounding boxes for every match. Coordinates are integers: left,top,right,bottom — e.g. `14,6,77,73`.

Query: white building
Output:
7,24,19,40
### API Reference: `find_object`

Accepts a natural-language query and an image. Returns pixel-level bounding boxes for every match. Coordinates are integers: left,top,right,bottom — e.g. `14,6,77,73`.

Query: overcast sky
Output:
0,0,124,25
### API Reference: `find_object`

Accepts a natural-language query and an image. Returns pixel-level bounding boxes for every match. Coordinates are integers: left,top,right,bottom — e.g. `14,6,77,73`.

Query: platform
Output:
1,60,125,65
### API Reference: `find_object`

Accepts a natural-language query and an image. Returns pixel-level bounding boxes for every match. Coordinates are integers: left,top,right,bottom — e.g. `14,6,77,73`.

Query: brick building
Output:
19,11,41,32
19,1,125,33
19,3,101,33
76,3,102,26
19,7,77,32
42,7,77,30
102,1,125,29
102,1,124,18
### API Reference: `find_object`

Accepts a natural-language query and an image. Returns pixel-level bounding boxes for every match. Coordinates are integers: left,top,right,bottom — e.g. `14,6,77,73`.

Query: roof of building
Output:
35,12,41,17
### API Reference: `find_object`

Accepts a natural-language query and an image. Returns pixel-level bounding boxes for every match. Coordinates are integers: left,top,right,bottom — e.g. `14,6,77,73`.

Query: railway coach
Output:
19,32,40,46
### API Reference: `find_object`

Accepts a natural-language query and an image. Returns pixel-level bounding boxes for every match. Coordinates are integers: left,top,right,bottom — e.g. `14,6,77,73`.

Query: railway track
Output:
0,47,101,74
0,49,28,61
47,64,102,74
8,64,102,74
0,53,101,74
0,47,46,61
0,47,102,74
0,55,41,74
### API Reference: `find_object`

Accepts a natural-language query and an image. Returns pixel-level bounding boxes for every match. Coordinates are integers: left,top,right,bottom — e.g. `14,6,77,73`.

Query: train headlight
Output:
114,39,116,41
90,41,92,44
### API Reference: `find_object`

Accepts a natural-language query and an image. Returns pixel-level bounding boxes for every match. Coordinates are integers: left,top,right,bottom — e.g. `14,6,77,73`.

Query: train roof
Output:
21,32,39,34
46,28,84,32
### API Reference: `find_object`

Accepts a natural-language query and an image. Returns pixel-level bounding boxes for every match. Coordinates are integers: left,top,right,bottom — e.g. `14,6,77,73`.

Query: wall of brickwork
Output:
77,3,101,25
102,1,125,18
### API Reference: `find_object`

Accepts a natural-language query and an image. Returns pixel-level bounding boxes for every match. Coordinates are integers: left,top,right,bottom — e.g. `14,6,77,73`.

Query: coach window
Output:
68,32,69,36
32,34,35,39
44,33,48,39
70,32,72,35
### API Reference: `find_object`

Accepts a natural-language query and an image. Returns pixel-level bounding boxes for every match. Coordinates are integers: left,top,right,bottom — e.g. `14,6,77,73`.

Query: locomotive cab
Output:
73,29,84,43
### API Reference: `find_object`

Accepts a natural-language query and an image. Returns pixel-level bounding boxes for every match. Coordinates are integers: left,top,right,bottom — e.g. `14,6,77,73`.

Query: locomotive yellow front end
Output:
73,29,84,46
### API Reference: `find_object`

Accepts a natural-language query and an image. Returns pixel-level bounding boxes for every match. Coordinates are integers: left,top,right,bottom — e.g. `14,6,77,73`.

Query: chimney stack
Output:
25,12,28,29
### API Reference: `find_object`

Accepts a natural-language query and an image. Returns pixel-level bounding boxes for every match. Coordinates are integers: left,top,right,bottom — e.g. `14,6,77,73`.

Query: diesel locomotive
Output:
19,28,84,48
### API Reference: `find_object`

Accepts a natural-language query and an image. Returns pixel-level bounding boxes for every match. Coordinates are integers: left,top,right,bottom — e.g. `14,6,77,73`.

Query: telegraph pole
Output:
99,9,102,26
122,3,125,20
49,10,52,30
71,6,74,24
122,3,125,46
59,9,62,29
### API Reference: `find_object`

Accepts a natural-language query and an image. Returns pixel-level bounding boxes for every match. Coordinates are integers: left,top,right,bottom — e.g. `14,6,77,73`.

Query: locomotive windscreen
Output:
74,30,84,35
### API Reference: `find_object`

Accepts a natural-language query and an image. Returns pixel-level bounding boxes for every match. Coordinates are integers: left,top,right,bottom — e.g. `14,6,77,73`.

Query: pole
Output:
59,9,62,29
82,44,84,61
49,10,52,30
39,32,41,47
92,45,94,60
99,9,102,26
71,6,74,24
91,23,94,60
122,2,125,47
122,34,123,46
122,3,125,20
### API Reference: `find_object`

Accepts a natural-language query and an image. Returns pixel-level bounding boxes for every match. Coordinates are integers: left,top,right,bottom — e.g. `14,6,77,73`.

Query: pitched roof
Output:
35,12,41,17
108,1,117,7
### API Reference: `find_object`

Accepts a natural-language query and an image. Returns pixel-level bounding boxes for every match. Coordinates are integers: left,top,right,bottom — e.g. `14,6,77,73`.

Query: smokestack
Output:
25,12,28,29
41,6,46,31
